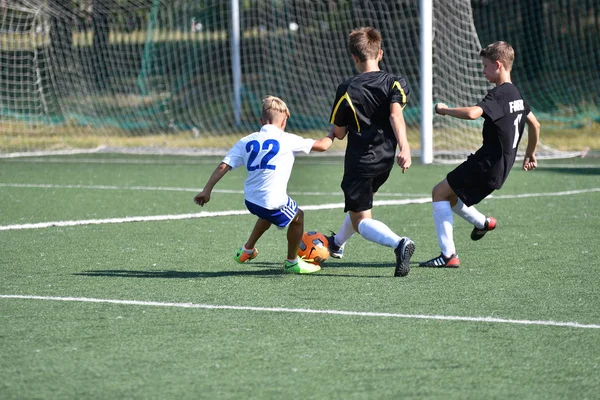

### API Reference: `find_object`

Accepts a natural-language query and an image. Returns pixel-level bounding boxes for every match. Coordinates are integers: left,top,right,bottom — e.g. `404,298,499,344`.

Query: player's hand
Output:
435,103,448,116
523,153,537,171
397,148,412,173
194,190,211,206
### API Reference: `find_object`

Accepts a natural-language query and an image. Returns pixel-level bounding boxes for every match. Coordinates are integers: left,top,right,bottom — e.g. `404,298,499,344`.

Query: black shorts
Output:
447,157,495,207
341,168,391,212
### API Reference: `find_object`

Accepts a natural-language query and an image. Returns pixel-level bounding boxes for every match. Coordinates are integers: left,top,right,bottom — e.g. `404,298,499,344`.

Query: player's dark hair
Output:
480,41,515,71
348,27,382,62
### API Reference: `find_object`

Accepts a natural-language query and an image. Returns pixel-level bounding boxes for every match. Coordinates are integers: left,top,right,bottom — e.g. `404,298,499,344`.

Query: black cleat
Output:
471,217,496,241
394,237,415,277
325,232,344,259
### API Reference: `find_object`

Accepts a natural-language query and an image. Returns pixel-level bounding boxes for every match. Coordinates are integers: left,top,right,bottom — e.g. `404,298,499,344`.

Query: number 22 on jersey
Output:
246,139,280,171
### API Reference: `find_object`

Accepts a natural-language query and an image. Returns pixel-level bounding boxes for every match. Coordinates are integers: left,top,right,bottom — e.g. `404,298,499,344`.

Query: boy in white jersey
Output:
194,96,335,274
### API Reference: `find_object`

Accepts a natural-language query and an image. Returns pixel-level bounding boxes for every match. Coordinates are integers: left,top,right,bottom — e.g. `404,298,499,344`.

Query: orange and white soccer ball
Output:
298,231,329,265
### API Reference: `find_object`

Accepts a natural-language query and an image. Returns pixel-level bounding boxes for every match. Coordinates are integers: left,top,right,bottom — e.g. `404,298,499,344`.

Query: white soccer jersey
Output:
222,124,315,209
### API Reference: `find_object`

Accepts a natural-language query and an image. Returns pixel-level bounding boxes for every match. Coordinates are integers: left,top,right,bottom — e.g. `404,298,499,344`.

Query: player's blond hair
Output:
348,27,382,62
261,95,290,124
480,41,515,71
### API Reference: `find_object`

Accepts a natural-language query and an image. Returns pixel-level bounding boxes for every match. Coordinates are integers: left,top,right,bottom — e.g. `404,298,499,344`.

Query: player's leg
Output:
346,170,402,248
451,198,486,227
326,213,353,259
235,218,270,263
432,179,459,257
243,198,319,273
451,198,496,240
351,209,397,247
245,218,271,248
344,171,415,276
326,170,360,259
450,159,497,241
286,209,304,260
351,210,415,277
419,179,460,268
283,208,321,274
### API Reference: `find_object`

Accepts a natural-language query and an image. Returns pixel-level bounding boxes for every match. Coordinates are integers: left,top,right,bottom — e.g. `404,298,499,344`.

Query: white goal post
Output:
420,0,433,164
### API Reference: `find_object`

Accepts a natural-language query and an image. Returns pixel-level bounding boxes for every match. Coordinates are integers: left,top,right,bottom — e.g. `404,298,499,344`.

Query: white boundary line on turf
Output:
488,187,600,199
3,156,599,168
1,294,599,330
0,156,346,165
1,157,225,165
0,183,429,197
0,147,106,158
0,188,598,232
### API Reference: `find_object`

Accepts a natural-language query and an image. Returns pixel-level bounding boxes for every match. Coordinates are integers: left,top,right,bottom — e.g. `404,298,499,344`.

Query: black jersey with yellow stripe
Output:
329,70,410,173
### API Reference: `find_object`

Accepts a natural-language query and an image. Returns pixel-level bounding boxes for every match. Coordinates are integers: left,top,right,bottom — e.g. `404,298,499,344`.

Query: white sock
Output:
357,219,401,249
452,199,486,229
432,201,455,257
242,245,254,254
334,213,354,247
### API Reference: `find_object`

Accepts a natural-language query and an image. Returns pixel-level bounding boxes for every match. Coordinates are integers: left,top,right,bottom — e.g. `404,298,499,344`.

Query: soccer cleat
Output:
283,258,321,274
394,237,416,277
471,216,497,241
419,253,460,268
325,232,344,259
234,247,258,263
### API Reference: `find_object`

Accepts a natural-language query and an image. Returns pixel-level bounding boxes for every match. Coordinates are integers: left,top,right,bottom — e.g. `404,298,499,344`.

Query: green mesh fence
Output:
472,0,600,127
0,0,597,157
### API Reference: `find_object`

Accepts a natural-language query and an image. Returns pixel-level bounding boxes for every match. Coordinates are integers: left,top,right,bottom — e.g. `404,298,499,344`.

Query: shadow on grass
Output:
540,167,600,175
74,266,283,279
320,261,393,268
323,261,426,268
74,261,425,279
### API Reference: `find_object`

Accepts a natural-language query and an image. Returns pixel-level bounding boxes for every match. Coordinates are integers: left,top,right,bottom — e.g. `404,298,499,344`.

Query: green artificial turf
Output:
1,154,599,399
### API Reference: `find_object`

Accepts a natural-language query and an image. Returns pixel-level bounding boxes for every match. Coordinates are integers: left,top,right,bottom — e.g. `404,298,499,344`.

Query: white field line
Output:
3,155,598,168
0,156,346,165
0,147,107,158
0,183,428,197
1,199,428,231
1,157,227,165
537,164,600,168
0,188,598,232
1,294,598,330
488,187,600,199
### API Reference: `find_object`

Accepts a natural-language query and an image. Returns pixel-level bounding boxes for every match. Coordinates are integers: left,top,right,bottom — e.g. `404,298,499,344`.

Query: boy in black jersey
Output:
326,27,415,277
420,41,541,268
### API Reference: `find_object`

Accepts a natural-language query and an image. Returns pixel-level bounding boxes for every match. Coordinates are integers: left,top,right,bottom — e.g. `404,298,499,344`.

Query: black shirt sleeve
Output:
390,76,410,108
329,83,350,127
477,91,504,122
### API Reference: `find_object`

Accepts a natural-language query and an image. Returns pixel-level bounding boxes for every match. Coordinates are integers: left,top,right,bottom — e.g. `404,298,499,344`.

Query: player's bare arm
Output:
523,111,541,171
390,102,411,173
194,162,232,206
311,128,336,152
435,103,483,120
331,125,347,140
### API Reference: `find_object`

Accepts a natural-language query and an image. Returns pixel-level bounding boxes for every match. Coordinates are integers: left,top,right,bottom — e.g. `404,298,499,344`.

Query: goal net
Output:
0,0,596,159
